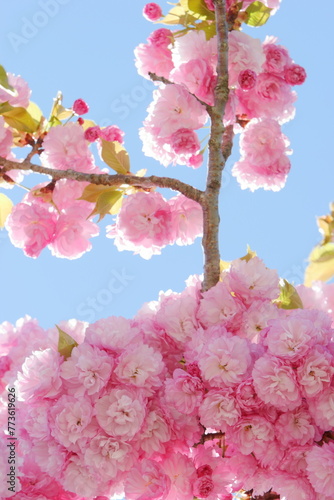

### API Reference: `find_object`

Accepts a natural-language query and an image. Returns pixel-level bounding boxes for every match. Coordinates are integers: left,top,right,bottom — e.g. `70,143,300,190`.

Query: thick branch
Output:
201,0,232,291
0,156,204,204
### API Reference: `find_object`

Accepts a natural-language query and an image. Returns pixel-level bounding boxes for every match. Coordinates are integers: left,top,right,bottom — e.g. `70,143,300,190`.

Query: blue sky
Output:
0,0,333,329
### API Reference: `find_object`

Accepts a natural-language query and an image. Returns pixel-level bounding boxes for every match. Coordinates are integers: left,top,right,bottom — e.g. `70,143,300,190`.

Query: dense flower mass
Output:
135,16,305,191
1,256,333,499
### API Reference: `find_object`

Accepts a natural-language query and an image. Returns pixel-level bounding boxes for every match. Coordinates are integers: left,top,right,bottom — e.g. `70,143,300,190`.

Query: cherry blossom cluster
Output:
1,256,333,499
135,5,306,190
5,178,100,259
107,191,203,259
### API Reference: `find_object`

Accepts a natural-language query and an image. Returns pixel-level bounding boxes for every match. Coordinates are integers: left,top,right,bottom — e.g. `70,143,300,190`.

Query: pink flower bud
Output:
77,117,84,125
143,3,162,21
238,69,257,90
84,126,101,142
196,464,213,478
284,64,307,85
72,98,89,115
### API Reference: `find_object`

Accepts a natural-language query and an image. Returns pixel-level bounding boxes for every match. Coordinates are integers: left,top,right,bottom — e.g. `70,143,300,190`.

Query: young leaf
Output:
0,65,15,92
0,193,13,228
188,0,215,20
79,183,118,203
304,242,334,286
240,245,257,262
274,279,303,310
0,102,40,133
101,140,130,174
244,1,272,26
56,325,78,359
89,190,123,221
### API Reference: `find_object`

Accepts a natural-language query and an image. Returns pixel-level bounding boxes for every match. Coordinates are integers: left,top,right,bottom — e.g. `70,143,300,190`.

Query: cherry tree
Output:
0,1,333,499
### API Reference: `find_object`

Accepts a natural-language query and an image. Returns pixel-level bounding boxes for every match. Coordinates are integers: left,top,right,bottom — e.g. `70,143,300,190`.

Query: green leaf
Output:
187,0,215,19
304,242,334,286
240,245,257,262
195,20,216,39
56,325,78,359
101,140,130,174
89,190,123,221
0,193,13,228
309,242,334,263
79,183,118,203
244,1,272,26
0,102,39,133
274,279,303,310
0,65,14,92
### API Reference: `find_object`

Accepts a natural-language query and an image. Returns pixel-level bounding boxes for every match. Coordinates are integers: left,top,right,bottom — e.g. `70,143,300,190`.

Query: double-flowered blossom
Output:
6,179,99,259
2,255,333,499
107,191,203,259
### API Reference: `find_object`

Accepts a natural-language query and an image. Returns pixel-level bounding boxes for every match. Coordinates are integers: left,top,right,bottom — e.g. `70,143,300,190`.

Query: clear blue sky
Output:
1,0,333,329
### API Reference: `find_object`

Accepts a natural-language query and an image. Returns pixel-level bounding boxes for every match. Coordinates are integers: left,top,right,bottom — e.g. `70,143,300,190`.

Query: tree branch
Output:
201,0,232,292
0,156,204,204
148,72,212,111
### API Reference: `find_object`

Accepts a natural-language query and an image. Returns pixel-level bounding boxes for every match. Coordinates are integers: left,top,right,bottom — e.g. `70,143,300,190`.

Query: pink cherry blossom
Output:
49,205,99,259
171,59,216,105
85,315,140,352
137,409,171,456
115,343,164,394
62,455,108,497
125,459,171,500
284,63,307,85
135,42,174,80
163,453,196,500
199,334,251,388
197,280,241,328
40,122,97,173
50,394,94,448
296,346,334,398
238,69,257,90
225,256,280,303
275,406,315,446
228,31,265,87
172,31,217,70
99,124,124,143
165,368,204,415
169,194,203,246
231,415,275,455
265,314,314,361
84,125,101,142
84,433,134,478
169,128,201,155
60,343,113,396
306,442,334,496
148,29,173,48
17,348,62,401
108,191,172,259
6,201,57,258
0,73,30,107
72,98,89,115
199,388,240,430
252,354,302,410
262,43,291,74
143,3,163,21
95,387,146,440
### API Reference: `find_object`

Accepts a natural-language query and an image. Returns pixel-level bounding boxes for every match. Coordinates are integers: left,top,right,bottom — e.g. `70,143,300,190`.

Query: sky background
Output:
0,0,333,330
